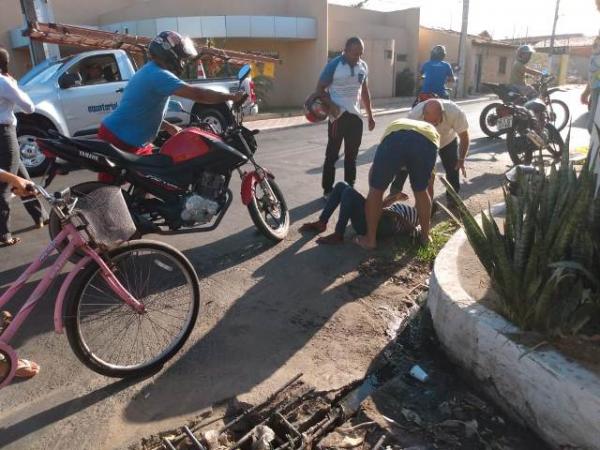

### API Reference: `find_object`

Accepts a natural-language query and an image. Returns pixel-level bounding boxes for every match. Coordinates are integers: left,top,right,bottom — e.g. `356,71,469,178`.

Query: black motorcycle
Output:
39,65,290,243
480,74,569,137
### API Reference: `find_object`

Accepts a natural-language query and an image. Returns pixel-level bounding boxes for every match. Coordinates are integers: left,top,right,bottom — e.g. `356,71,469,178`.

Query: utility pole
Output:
456,0,469,98
549,0,561,74
19,0,59,65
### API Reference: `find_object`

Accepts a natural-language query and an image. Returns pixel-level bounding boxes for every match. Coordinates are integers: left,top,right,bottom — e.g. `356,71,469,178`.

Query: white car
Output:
17,49,256,175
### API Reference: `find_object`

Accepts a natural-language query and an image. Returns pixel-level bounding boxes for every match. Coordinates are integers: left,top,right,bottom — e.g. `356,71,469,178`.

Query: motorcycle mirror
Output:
237,64,252,82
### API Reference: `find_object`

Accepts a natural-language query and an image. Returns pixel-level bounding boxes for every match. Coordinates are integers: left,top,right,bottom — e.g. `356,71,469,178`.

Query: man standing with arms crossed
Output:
316,37,375,199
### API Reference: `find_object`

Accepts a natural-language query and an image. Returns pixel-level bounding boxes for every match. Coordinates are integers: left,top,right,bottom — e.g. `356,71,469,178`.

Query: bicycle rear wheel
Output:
65,240,200,378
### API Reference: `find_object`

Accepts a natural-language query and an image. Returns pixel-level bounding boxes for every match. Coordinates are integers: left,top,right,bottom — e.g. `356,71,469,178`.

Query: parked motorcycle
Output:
480,74,569,137
503,97,565,165
39,65,290,243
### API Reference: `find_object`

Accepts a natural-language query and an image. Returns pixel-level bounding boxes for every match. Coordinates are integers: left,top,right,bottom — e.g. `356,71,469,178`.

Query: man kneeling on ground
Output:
302,118,440,249
299,181,419,244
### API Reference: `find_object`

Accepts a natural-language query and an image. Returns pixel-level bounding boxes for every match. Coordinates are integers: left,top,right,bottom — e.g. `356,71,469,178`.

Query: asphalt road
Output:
0,88,589,449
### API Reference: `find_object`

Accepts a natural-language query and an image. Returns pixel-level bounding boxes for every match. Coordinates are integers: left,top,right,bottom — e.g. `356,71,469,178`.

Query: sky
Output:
331,0,599,39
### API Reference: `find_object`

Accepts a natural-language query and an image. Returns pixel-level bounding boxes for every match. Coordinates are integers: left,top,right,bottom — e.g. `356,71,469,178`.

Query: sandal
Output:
0,237,21,247
15,358,40,379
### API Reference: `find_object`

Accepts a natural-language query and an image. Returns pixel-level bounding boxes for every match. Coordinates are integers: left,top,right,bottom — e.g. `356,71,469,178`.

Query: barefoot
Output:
299,220,327,234
354,235,376,250
316,232,344,245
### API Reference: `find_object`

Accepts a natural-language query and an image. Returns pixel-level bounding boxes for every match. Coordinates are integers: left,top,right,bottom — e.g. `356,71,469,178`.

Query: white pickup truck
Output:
17,49,254,175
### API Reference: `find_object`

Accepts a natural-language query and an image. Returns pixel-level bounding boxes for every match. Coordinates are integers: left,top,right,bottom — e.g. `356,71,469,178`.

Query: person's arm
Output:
355,187,384,249
361,78,375,131
173,84,244,105
2,78,35,114
414,189,432,244
525,66,543,77
0,169,34,196
446,63,456,84
456,130,470,177
316,58,340,117
382,191,408,208
582,82,592,105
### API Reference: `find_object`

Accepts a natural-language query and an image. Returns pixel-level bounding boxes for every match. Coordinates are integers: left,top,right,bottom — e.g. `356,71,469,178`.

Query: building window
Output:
396,53,407,62
499,56,507,74
385,50,393,60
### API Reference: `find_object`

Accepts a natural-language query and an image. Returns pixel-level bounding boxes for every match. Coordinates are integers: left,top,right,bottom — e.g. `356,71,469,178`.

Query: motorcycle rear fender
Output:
547,87,565,95
241,170,274,206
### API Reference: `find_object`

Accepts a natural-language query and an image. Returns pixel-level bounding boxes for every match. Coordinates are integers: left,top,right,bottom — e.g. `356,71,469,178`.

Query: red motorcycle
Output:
39,65,290,242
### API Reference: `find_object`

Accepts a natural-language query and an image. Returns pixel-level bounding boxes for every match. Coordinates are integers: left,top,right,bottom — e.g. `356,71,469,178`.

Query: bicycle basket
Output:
71,186,137,248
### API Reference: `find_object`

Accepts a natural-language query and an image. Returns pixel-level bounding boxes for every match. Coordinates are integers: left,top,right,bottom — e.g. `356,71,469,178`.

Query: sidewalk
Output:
250,94,495,132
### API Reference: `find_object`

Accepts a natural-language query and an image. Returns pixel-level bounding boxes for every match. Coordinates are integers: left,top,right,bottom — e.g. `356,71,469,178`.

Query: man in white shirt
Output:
392,99,470,205
316,37,375,198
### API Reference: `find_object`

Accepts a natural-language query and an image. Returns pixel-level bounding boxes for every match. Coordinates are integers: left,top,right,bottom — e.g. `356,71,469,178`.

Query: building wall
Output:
328,6,419,98
473,45,515,87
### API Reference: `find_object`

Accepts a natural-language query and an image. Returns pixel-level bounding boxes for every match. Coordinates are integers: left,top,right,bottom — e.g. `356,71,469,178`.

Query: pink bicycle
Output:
0,184,199,388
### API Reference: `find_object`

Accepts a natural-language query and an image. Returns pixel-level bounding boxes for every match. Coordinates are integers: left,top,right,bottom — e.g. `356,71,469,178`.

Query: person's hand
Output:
231,91,246,104
166,123,182,136
368,116,376,131
329,102,341,120
581,91,590,105
354,235,376,250
9,176,35,197
455,159,467,178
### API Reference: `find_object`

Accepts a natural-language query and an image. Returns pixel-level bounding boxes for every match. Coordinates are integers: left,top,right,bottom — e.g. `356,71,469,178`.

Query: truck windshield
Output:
19,57,72,87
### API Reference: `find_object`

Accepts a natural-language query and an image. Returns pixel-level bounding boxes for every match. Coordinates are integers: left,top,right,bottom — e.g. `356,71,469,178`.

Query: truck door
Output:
58,54,127,137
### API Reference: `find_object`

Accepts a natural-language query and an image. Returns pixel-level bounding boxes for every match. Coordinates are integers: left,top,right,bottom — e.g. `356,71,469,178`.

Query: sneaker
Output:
299,220,327,234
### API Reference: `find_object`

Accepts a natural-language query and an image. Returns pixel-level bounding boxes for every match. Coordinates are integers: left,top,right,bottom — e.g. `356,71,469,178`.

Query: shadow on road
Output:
122,230,390,423
0,378,136,447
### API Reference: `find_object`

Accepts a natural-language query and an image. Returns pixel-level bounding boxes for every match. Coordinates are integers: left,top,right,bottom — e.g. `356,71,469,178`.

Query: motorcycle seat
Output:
70,138,173,168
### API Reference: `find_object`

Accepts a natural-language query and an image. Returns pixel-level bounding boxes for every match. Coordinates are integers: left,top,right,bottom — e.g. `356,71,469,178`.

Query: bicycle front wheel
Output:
65,240,200,378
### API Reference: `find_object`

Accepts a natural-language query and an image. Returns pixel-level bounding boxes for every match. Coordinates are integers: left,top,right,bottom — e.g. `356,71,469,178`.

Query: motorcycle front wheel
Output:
247,178,289,242
547,99,570,132
506,124,565,165
479,102,507,138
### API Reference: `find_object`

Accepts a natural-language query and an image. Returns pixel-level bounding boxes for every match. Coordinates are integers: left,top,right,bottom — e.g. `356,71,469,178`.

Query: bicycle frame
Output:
0,221,144,389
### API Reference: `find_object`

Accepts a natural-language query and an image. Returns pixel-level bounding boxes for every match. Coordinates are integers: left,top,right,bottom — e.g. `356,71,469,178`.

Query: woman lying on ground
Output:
299,181,418,245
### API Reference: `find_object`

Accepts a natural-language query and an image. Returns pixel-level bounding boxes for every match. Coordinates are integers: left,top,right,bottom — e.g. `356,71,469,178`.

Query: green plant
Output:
443,149,600,336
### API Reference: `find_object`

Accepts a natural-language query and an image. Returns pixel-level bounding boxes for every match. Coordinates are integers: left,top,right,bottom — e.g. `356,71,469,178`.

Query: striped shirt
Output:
378,202,419,237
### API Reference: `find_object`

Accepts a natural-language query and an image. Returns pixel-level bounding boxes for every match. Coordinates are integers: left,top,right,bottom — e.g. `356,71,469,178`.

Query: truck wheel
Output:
17,125,53,176
194,109,227,134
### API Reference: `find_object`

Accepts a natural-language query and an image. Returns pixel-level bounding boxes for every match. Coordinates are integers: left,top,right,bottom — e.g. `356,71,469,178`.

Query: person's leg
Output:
438,139,460,202
319,181,350,223
342,114,364,187
16,162,45,225
317,186,365,244
390,170,409,195
589,88,600,134
322,115,345,195
0,125,20,243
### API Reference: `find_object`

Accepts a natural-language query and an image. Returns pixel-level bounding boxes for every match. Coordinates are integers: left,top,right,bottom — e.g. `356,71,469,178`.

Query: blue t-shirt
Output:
420,60,454,96
102,61,186,147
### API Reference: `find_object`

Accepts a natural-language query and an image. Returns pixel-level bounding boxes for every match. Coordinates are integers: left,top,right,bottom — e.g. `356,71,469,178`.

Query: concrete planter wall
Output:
428,226,600,449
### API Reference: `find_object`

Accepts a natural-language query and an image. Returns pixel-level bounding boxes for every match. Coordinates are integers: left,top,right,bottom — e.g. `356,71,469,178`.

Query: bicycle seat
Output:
69,138,173,168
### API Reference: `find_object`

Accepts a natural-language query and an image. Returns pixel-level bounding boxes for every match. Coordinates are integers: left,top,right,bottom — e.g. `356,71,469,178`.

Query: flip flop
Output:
0,237,21,247
15,359,40,379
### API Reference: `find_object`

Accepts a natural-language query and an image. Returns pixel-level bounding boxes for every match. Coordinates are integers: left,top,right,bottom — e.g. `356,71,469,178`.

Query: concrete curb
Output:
254,95,496,133
428,217,600,449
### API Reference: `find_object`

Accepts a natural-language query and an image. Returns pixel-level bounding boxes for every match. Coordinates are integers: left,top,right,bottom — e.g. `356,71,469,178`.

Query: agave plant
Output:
443,143,600,336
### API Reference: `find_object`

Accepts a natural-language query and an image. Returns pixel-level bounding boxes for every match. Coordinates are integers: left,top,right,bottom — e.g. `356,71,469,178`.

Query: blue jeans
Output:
319,182,367,236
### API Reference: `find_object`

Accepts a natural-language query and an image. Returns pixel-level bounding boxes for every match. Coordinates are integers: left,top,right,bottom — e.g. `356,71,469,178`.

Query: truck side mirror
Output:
58,72,81,89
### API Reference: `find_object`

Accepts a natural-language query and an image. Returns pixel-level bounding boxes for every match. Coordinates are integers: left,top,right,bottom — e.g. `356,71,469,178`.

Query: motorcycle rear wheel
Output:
247,178,289,242
479,102,507,138
506,124,564,165
547,99,569,132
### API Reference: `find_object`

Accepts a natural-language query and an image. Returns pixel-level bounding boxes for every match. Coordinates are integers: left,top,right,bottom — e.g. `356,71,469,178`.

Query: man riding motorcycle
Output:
418,45,455,99
98,30,245,181
510,44,542,99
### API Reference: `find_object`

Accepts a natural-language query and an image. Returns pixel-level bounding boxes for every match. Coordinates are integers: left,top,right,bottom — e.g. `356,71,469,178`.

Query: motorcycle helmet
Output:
148,31,198,76
304,93,329,123
430,45,447,61
516,44,535,64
